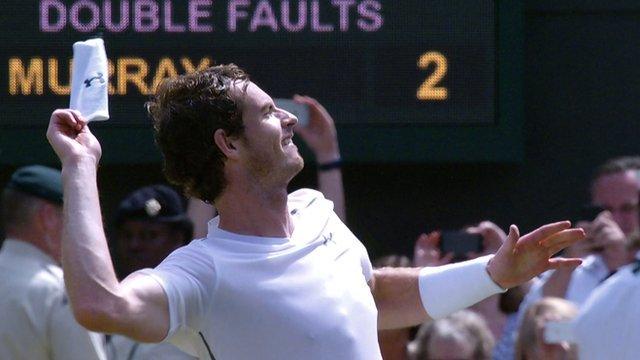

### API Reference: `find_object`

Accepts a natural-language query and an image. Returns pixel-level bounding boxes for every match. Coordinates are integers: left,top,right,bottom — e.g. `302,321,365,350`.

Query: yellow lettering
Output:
181,57,212,73
117,58,149,95
107,59,116,95
151,58,179,94
48,58,72,95
9,58,44,95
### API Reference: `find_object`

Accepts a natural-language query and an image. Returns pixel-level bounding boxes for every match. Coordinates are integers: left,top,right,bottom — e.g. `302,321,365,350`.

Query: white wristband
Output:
418,255,507,319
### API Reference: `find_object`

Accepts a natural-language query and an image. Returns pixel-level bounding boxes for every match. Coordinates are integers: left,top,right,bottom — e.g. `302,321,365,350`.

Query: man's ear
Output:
37,202,61,233
214,129,240,159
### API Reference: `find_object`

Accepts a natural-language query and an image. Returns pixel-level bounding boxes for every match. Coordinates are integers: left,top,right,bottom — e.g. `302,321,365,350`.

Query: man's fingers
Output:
426,231,440,247
589,221,608,235
466,226,481,235
526,221,572,243
504,225,520,251
466,251,481,259
439,252,454,265
548,241,580,257
293,94,321,110
541,228,585,255
548,257,583,270
52,109,86,132
540,228,585,246
69,109,87,127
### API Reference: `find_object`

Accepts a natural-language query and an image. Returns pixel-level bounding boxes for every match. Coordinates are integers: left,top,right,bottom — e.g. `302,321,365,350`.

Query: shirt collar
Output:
1,238,58,267
581,254,610,278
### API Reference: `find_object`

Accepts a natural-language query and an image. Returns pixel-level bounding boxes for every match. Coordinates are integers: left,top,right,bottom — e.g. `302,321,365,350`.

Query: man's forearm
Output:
315,149,346,222
374,256,506,330
317,168,346,222
373,267,427,330
61,159,121,330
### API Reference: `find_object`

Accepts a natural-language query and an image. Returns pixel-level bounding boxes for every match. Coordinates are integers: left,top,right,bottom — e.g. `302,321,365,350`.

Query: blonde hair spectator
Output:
515,297,578,360
408,310,494,360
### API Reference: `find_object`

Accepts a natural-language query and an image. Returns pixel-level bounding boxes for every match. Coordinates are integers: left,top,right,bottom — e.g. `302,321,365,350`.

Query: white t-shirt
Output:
574,252,640,360
140,189,380,360
107,334,197,360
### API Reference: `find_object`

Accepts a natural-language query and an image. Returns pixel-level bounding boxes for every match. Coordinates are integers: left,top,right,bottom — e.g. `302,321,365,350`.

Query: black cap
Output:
6,165,63,204
114,184,189,226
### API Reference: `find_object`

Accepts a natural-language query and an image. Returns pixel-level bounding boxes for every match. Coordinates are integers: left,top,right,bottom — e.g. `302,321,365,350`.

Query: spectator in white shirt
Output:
520,157,640,309
0,165,106,360
573,234,640,360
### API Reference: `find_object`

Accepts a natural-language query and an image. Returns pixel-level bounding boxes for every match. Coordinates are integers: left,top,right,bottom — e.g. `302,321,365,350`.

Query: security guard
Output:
0,165,106,360
107,184,196,360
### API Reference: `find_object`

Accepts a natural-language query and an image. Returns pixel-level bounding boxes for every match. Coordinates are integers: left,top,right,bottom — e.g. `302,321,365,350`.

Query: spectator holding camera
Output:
520,157,640,310
414,221,508,339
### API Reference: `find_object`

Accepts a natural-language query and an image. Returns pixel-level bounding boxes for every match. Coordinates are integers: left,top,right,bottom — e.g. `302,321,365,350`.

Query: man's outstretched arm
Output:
47,109,169,342
372,222,584,330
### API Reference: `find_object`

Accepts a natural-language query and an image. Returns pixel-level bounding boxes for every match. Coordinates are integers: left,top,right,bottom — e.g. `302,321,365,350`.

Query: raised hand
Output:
587,211,633,270
413,231,454,267
466,221,507,258
486,221,585,289
46,109,101,165
292,95,340,163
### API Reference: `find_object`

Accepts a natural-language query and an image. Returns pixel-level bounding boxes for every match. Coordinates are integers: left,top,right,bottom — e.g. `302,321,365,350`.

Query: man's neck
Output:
4,231,60,264
215,184,293,238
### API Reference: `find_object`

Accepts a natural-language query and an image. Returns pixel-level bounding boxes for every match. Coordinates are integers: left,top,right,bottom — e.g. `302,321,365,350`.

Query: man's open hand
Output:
46,109,101,165
486,221,585,289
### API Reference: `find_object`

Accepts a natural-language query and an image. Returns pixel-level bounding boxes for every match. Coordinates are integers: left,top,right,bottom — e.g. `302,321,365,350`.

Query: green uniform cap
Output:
6,165,63,205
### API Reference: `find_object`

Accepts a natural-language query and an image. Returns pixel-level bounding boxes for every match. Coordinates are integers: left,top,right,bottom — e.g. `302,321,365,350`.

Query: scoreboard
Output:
0,0,523,164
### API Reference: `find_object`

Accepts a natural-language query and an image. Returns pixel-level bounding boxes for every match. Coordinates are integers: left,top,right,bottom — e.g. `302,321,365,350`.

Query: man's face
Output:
115,221,183,277
232,81,304,182
591,170,640,234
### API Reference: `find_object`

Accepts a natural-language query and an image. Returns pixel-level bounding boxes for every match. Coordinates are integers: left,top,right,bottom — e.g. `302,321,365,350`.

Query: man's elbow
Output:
71,299,123,333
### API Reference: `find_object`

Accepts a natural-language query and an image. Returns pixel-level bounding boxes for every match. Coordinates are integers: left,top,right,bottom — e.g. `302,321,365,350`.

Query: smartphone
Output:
544,320,575,344
439,231,483,261
274,98,309,127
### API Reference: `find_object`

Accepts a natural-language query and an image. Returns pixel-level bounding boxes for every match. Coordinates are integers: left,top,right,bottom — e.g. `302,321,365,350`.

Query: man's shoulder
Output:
156,239,214,271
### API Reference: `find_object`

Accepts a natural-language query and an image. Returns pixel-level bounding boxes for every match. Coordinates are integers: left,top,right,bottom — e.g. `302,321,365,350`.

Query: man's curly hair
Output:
146,64,249,203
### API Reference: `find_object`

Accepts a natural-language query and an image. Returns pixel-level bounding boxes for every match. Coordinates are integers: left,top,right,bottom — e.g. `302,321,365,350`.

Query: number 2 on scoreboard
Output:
417,51,448,101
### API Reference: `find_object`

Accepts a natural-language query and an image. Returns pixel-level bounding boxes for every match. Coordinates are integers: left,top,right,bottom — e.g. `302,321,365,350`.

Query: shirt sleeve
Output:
136,241,217,343
355,238,374,282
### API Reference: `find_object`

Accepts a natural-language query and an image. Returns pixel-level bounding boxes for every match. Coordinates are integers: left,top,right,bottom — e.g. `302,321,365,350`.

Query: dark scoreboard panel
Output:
0,0,522,163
